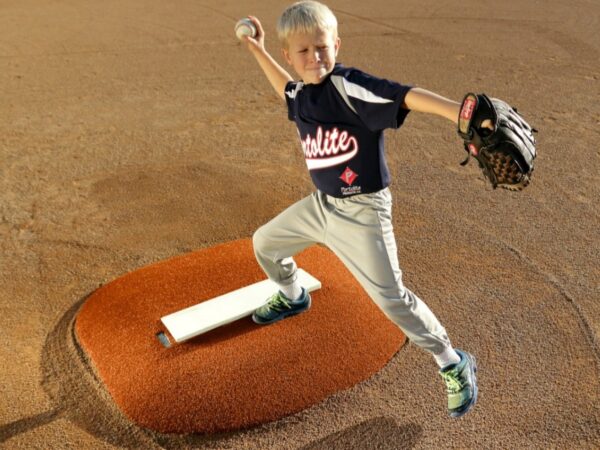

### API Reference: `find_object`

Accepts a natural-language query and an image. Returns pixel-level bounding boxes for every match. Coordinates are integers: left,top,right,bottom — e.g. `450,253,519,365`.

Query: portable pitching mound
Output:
75,239,405,434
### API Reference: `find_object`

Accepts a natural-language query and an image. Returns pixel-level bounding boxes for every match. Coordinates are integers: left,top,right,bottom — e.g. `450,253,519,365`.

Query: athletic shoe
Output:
252,288,311,325
439,349,478,417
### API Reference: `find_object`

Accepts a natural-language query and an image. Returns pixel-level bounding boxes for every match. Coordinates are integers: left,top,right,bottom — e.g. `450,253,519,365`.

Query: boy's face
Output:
282,28,340,85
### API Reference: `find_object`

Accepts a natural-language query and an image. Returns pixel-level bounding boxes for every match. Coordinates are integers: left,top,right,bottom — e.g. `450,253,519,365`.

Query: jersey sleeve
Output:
340,69,413,131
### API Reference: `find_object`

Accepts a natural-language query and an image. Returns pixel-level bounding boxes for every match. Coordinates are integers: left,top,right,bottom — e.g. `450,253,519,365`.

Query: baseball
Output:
235,18,257,40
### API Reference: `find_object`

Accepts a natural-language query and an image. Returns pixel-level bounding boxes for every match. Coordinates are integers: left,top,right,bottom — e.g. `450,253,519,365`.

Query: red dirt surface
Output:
75,240,404,433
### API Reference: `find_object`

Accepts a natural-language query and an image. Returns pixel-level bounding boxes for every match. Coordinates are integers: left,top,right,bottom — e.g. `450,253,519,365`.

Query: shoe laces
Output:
265,293,291,312
440,368,464,394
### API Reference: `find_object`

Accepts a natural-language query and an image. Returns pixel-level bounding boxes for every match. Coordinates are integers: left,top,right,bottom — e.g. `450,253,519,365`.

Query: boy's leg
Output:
252,191,328,323
323,189,452,355
252,191,326,288
323,189,477,416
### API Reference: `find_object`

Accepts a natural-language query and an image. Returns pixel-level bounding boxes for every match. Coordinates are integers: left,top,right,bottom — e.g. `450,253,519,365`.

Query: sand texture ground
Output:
1,0,599,448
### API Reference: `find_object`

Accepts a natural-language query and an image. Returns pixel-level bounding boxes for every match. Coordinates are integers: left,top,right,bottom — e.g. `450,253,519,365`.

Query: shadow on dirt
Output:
300,417,422,450
0,296,156,447
1,297,421,450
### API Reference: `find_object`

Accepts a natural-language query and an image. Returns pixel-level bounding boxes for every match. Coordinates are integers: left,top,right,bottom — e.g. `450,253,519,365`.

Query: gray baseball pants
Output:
252,188,453,355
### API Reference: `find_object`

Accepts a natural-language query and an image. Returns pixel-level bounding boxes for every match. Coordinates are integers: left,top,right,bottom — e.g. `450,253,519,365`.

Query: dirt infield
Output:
1,0,599,448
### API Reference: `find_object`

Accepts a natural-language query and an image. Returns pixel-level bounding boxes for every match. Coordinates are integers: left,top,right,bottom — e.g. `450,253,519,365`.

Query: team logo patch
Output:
460,97,476,120
339,166,358,186
301,126,359,170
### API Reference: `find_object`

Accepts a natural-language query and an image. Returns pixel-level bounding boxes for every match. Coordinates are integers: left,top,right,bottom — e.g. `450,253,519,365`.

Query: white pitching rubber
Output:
160,269,321,344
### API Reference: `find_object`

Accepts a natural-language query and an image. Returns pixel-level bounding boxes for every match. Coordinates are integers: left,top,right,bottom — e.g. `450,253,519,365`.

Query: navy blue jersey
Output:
285,63,412,197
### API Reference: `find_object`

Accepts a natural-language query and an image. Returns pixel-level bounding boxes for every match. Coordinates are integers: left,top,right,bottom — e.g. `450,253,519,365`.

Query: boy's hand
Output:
242,16,265,53
481,119,494,130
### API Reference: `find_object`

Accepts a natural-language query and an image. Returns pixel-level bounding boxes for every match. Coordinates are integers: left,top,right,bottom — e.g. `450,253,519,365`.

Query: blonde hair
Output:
277,1,338,47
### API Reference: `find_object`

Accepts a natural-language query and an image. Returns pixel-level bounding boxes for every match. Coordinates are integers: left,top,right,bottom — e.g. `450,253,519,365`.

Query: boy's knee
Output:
379,284,413,308
252,227,271,254
252,228,264,251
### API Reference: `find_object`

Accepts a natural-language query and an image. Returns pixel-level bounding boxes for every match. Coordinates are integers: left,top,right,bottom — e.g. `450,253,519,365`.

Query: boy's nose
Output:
309,50,321,62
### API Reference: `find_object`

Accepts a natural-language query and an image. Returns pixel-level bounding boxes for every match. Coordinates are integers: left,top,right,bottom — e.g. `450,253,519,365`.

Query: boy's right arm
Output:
243,16,293,101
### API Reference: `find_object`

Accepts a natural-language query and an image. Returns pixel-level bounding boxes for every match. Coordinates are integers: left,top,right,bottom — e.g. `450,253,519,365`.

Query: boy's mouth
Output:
302,64,332,83
306,65,329,75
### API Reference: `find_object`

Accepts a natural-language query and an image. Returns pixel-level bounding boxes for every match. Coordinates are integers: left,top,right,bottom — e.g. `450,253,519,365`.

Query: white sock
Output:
279,280,303,302
434,347,462,369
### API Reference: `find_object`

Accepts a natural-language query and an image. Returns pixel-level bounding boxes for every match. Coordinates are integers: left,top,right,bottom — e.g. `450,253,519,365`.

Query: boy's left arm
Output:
402,87,462,125
402,87,494,129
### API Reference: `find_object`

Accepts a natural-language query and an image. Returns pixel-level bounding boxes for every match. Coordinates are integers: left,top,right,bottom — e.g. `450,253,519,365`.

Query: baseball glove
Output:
457,93,537,190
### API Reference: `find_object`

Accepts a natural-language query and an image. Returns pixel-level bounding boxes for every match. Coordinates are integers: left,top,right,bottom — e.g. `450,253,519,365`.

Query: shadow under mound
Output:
39,297,157,448
9,295,238,448
0,296,155,447
301,417,422,450
1,239,406,447
73,239,406,434
0,410,62,445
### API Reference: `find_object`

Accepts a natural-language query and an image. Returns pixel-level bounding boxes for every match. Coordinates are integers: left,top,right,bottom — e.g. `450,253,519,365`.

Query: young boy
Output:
241,1,478,417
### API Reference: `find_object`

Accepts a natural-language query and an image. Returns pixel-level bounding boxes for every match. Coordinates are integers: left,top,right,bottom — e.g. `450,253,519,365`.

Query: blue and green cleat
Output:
439,349,478,418
252,288,311,325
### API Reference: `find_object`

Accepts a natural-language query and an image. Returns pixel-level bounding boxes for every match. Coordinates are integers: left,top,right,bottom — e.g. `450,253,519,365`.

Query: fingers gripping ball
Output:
235,18,257,40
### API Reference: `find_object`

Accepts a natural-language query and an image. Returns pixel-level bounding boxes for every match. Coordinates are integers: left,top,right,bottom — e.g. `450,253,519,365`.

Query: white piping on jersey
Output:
341,77,394,104
330,75,358,115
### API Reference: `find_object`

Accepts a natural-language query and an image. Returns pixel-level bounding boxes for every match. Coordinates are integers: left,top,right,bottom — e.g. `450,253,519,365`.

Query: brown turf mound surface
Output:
74,239,405,434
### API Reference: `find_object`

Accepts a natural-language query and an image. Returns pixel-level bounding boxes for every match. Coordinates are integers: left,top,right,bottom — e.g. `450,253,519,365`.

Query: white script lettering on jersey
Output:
300,126,359,170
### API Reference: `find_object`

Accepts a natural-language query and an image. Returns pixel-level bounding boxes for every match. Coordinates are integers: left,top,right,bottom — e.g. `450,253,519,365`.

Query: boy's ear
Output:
282,47,292,66
334,37,341,56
